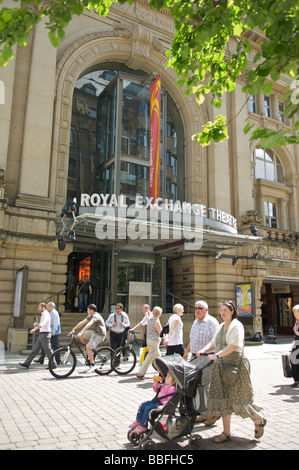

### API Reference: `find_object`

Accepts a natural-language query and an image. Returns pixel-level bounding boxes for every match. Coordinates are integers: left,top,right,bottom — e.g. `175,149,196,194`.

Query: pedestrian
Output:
183,300,219,425
76,274,92,312
129,370,177,434
136,306,162,379
66,272,77,310
129,304,152,345
183,300,219,361
34,302,61,365
19,303,56,369
290,304,299,387
198,300,266,443
70,303,106,373
163,303,184,357
106,303,130,351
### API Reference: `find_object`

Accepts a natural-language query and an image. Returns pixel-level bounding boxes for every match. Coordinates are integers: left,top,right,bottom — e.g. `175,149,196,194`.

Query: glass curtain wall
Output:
68,68,185,310
68,69,184,202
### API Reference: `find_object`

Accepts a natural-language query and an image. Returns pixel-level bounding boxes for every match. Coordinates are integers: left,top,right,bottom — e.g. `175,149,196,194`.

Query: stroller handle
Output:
190,352,215,362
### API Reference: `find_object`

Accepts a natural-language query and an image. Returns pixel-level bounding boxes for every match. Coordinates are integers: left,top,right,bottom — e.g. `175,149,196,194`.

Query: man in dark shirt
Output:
76,274,92,312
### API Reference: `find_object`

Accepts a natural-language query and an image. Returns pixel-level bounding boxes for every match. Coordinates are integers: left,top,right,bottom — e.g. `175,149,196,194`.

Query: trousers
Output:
39,334,61,363
24,332,56,366
136,400,159,428
137,339,161,376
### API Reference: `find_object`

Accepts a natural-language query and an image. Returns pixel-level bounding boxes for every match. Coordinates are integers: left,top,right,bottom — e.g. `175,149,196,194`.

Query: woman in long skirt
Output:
198,300,266,443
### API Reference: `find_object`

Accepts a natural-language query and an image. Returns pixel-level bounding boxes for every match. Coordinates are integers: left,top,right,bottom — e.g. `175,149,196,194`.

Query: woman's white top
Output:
168,313,183,346
211,318,245,351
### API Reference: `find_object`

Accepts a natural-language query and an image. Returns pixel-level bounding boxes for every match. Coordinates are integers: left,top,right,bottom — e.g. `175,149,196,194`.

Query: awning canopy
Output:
59,212,262,257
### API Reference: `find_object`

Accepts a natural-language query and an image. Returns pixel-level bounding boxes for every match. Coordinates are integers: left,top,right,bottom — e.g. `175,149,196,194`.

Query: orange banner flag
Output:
149,76,161,201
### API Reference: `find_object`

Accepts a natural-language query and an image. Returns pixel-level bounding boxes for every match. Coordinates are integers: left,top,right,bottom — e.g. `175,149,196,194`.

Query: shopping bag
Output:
281,354,292,378
139,347,149,364
74,297,78,308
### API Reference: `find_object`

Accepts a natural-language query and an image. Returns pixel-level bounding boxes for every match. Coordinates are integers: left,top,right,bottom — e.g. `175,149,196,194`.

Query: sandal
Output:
254,419,267,439
213,432,231,443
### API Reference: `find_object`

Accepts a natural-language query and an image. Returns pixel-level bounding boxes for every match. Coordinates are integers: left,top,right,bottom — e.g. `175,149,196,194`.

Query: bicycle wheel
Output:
94,346,113,375
48,347,77,378
112,347,137,375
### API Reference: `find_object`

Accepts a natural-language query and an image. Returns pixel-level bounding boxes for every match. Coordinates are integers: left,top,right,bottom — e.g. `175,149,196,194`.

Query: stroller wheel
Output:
130,431,143,447
139,437,157,450
188,434,203,450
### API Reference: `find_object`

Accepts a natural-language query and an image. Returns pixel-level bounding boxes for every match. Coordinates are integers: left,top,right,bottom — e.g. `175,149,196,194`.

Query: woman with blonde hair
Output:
164,303,185,357
137,306,162,379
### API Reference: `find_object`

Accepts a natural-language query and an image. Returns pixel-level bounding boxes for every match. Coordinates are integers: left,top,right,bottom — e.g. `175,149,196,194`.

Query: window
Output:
68,68,185,204
249,94,256,113
264,95,271,117
88,107,97,118
278,102,285,123
264,201,277,228
253,147,284,183
70,126,76,145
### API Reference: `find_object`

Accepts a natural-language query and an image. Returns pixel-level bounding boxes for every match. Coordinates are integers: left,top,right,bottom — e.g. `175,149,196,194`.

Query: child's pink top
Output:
153,383,176,406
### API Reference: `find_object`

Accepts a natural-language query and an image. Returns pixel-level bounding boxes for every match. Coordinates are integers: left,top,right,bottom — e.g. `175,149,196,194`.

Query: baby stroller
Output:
128,354,212,450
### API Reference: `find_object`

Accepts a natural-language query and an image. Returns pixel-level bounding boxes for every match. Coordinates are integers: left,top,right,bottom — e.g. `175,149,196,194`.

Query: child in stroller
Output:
129,370,177,434
128,354,211,450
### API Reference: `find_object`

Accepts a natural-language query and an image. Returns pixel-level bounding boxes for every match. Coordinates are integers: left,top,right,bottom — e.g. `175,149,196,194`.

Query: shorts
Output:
82,330,104,350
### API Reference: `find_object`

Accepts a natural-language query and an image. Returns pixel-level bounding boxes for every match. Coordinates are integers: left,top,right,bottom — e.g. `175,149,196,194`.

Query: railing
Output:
33,287,67,320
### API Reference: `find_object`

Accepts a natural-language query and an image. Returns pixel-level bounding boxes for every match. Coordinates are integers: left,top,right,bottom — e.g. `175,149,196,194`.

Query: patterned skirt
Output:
207,357,264,421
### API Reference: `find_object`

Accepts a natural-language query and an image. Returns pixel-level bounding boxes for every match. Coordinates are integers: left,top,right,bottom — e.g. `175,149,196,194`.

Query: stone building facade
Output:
0,1,298,349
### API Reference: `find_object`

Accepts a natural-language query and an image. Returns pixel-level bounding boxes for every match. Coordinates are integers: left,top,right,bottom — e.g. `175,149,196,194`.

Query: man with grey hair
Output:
34,302,61,365
129,304,152,345
183,300,219,425
183,300,218,360
19,302,57,369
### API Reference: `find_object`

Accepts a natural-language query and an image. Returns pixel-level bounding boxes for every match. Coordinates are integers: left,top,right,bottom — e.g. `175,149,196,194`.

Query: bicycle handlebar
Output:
128,330,139,336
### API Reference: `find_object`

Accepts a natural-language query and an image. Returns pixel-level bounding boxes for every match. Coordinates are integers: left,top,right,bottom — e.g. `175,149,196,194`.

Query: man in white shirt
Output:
129,304,152,345
19,302,57,369
106,303,130,351
34,302,61,365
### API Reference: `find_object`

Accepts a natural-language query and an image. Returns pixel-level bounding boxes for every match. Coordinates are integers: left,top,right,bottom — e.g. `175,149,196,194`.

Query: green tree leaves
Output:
0,0,298,147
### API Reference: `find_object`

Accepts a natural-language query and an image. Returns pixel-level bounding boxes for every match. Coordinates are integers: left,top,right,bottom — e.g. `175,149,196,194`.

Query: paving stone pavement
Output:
0,337,298,452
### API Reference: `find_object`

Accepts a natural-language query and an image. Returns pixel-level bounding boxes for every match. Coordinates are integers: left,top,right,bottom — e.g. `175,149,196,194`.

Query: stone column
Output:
16,21,56,207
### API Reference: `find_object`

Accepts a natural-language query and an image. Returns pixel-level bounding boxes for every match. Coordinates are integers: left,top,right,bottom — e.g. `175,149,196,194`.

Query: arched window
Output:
253,147,284,184
67,67,185,204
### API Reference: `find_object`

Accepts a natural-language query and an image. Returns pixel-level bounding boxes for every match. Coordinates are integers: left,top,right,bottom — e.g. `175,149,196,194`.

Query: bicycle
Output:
111,331,167,375
48,334,114,378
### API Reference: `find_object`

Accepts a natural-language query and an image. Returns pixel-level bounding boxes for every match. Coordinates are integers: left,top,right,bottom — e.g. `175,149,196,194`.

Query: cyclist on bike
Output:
70,303,106,373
